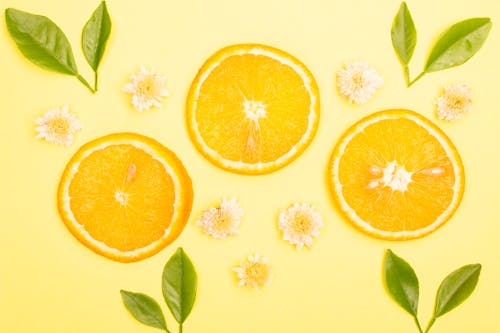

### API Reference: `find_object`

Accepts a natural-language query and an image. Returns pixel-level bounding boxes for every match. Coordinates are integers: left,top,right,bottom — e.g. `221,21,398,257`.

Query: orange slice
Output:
186,44,320,175
329,109,464,240
57,133,193,262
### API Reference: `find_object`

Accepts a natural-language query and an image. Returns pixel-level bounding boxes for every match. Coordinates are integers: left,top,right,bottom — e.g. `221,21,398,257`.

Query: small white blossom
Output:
278,202,323,250
435,84,472,121
336,61,384,104
196,198,243,239
124,66,169,112
35,105,83,146
232,254,273,289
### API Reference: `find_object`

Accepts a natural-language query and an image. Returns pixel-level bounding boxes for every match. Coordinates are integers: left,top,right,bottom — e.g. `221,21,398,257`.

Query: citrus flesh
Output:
187,44,320,174
58,133,193,262
329,109,464,240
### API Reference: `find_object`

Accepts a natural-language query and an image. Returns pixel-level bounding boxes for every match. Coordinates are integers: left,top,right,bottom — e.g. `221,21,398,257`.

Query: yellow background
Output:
1,0,499,332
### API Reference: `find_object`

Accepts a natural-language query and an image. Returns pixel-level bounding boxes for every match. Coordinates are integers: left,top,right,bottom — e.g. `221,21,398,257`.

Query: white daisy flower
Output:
35,105,83,146
278,202,323,250
232,254,273,289
435,84,472,121
196,197,244,239
336,61,384,104
124,66,169,112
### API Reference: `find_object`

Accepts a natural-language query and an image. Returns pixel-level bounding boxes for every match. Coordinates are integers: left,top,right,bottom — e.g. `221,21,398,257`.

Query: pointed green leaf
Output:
5,8,78,75
424,18,492,73
391,2,417,65
162,248,197,324
120,290,167,331
433,264,481,318
81,1,111,71
383,250,419,317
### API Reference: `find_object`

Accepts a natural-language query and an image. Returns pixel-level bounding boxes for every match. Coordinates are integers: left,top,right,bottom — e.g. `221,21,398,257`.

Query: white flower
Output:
232,254,273,289
336,61,384,104
124,66,169,112
35,105,83,146
196,197,244,239
278,202,323,250
435,84,472,121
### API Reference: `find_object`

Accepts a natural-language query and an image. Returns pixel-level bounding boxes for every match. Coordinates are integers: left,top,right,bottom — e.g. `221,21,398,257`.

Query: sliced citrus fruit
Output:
329,109,464,240
186,44,320,174
57,133,193,262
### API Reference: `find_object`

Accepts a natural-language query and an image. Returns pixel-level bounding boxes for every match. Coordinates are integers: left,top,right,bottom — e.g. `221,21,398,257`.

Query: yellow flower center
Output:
447,94,467,110
291,212,314,234
138,77,158,97
48,117,71,135
213,210,234,231
244,262,271,285
352,72,366,89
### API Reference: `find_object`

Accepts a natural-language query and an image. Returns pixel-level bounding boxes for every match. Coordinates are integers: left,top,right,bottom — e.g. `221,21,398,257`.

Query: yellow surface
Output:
0,0,499,332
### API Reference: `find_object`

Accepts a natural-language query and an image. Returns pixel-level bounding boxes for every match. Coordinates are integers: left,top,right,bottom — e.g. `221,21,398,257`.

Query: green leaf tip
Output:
162,247,198,324
120,290,168,331
424,17,492,73
5,6,101,93
81,1,111,91
391,1,417,65
433,263,481,318
383,249,420,317
5,7,78,75
82,1,111,71
390,3,492,88
382,251,482,333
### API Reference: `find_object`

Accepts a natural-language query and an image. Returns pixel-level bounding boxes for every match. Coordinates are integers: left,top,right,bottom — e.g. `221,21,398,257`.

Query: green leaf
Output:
120,290,168,331
383,250,419,317
391,2,417,65
81,1,111,71
424,18,492,73
5,8,78,75
433,264,481,318
162,248,197,324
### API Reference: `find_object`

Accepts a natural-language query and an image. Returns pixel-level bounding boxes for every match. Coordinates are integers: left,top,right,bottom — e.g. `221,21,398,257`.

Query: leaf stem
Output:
179,324,183,333
76,74,96,93
94,70,98,91
403,64,410,87
408,71,425,87
424,317,436,333
413,316,424,333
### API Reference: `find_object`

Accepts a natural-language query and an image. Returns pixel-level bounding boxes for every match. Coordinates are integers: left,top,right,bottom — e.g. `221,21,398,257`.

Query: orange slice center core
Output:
243,100,267,121
366,162,446,193
114,163,138,206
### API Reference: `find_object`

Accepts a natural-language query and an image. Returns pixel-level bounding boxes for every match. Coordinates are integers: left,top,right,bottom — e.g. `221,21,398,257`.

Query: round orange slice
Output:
186,44,320,175
329,109,465,240
57,133,193,262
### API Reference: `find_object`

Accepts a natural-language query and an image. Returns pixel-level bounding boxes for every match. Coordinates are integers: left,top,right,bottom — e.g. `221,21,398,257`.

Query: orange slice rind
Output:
329,109,465,240
57,133,193,262
186,44,320,175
